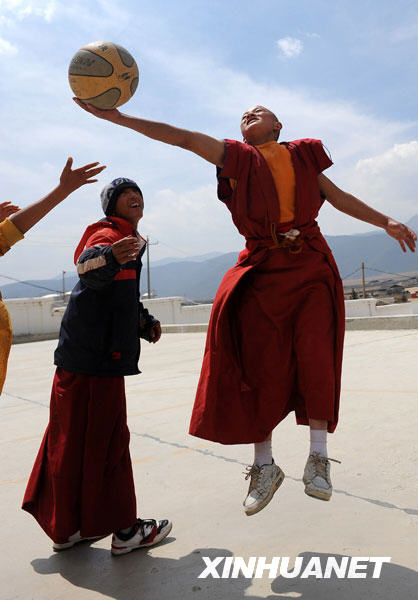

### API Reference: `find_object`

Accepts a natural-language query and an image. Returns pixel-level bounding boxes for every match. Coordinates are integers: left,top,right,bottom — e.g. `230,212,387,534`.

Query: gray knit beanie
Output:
100,178,142,216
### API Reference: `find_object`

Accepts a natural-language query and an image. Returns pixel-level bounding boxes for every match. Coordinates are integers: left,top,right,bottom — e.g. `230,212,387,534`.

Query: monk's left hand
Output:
385,219,417,253
0,201,20,221
149,321,162,343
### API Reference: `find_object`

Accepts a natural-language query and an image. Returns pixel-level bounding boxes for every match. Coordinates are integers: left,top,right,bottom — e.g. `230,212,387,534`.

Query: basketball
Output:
68,41,139,109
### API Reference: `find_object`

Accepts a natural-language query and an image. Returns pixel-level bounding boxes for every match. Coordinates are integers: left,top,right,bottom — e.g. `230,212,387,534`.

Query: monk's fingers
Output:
82,165,106,177
61,157,73,175
76,161,101,172
73,97,92,112
4,205,20,215
404,236,416,252
0,201,12,208
398,239,406,253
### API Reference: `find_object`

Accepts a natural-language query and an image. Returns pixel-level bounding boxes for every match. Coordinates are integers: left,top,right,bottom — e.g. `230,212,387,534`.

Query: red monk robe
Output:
189,138,345,444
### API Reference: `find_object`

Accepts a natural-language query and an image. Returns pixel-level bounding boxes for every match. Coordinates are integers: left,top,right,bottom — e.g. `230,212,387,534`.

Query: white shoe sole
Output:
111,521,173,556
53,535,105,551
304,486,332,501
244,468,285,516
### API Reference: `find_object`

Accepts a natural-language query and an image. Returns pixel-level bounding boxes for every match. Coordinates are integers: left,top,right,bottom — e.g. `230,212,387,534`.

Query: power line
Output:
362,266,418,281
0,273,61,294
342,267,362,280
156,240,193,257
342,264,418,282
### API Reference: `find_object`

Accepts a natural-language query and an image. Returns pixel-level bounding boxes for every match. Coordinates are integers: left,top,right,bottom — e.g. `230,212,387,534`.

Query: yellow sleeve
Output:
0,219,24,256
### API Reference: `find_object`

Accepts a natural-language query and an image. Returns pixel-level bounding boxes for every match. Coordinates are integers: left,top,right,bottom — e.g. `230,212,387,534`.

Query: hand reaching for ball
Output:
73,97,121,122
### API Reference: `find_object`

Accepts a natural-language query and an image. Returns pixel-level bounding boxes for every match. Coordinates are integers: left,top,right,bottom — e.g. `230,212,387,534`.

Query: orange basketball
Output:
68,41,139,109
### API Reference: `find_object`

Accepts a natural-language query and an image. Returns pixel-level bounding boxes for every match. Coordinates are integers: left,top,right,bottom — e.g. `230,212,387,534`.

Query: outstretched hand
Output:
385,219,417,253
0,201,20,222
73,97,121,123
59,157,106,194
112,236,142,265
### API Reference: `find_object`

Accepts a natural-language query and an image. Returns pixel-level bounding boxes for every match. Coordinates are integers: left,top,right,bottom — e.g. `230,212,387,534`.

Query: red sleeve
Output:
85,229,119,248
218,139,251,179
217,139,253,203
295,139,333,174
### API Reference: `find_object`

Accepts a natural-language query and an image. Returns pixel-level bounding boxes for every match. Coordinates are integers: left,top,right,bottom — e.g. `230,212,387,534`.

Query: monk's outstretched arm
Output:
73,99,225,168
318,173,416,253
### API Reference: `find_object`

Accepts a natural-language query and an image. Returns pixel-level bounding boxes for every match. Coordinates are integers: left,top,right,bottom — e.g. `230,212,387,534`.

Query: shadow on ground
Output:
31,544,417,600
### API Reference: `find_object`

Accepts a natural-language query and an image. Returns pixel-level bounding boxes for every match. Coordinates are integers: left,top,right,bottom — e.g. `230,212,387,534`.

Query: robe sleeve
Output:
297,139,333,174
0,219,24,256
216,139,251,203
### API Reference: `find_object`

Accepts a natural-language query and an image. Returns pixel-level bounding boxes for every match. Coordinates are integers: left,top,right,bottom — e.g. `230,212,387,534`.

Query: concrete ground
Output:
1,330,417,600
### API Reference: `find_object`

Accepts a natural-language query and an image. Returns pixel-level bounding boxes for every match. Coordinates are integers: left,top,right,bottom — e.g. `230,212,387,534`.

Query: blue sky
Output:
0,0,417,281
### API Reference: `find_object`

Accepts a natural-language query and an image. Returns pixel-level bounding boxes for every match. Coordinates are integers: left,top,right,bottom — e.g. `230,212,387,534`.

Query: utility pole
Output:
146,236,159,298
62,270,66,301
361,262,366,298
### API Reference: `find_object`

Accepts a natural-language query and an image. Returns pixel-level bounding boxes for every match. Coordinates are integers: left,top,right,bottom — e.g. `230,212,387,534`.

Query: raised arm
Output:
318,173,417,253
73,98,225,167
9,158,105,234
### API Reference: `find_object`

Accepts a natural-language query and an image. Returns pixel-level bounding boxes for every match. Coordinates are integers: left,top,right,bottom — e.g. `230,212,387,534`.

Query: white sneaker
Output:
111,518,172,556
53,531,104,551
243,461,285,516
303,452,341,501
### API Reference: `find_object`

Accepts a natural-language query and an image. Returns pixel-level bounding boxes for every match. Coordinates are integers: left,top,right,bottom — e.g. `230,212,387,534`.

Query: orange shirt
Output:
256,141,296,223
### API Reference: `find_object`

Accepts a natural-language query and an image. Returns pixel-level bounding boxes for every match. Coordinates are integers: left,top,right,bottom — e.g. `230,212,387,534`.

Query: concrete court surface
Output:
0,330,417,600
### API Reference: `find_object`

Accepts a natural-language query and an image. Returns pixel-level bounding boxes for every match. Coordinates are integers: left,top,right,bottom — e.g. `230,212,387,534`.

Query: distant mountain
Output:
2,217,417,300
149,251,225,267
143,252,239,300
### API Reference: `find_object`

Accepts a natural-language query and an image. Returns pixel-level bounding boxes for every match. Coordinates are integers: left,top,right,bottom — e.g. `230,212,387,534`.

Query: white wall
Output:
345,298,378,317
141,297,212,325
4,293,69,338
4,294,418,340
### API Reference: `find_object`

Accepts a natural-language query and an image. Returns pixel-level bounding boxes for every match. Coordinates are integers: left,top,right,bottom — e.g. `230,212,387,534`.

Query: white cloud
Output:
276,36,303,58
142,185,243,258
145,46,415,163
355,141,418,174
351,141,418,217
1,2,417,281
391,22,418,42
0,35,16,53
0,0,56,22
318,141,418,235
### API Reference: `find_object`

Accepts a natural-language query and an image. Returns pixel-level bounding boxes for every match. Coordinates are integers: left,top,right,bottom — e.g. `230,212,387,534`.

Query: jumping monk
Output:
73,99,416,515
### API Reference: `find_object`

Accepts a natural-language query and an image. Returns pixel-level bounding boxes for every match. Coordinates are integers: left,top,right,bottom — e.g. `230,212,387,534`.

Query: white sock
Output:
253,438,273,466
309,429,328,457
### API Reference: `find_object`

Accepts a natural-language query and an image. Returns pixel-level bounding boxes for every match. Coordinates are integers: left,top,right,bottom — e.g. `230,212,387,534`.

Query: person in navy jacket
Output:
23,178,172,555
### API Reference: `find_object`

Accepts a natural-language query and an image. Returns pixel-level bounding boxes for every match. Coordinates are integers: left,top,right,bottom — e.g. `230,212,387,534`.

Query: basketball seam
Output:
68,50,114,78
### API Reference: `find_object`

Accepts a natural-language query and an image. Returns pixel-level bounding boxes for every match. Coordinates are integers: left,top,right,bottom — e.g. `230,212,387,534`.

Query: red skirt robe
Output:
189,139,345,444
22,369,137,544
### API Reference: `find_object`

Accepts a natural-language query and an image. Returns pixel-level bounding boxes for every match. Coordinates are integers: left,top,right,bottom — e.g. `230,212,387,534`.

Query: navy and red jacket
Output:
54,216,158,377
